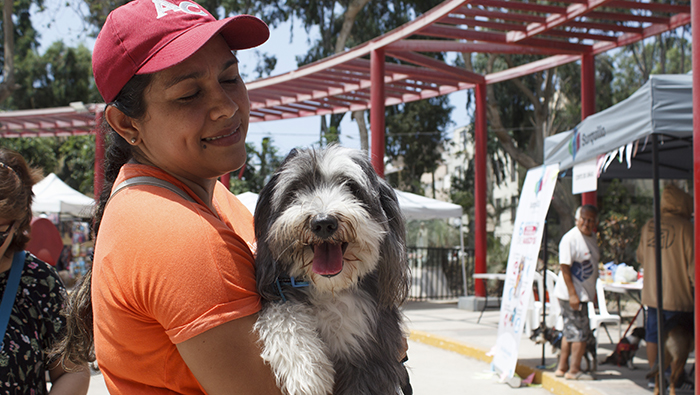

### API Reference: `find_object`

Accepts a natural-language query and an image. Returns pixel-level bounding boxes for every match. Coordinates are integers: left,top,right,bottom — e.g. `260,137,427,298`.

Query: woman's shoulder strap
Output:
108,176,195,205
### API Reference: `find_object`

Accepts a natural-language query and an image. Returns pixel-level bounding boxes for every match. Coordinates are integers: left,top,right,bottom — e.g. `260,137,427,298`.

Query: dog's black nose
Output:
310,215,338,238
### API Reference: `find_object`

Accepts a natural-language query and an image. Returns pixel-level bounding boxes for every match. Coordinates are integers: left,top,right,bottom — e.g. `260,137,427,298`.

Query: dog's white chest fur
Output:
311,291,377,357
254,291,376,395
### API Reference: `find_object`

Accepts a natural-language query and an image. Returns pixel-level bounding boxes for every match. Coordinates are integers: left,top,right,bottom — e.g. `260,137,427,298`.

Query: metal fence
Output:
407,247,475,301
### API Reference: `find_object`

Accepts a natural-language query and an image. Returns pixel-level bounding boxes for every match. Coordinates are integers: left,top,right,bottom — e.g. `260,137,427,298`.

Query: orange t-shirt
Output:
92,164,260,394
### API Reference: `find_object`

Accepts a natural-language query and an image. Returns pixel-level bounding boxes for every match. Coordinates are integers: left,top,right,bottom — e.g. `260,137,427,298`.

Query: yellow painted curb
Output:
408,329,604,395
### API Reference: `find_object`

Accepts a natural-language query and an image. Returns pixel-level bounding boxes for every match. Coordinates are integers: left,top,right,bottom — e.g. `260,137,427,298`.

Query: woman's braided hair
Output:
51,74,153,368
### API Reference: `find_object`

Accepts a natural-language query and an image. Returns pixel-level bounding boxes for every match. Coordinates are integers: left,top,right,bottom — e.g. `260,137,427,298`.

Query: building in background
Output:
421,125,520,246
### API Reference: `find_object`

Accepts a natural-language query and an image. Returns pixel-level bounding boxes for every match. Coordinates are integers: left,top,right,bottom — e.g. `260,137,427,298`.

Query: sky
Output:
29,0,471,155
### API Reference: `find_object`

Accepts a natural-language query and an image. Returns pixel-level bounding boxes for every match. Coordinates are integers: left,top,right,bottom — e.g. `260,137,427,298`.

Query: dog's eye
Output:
345,181,363,199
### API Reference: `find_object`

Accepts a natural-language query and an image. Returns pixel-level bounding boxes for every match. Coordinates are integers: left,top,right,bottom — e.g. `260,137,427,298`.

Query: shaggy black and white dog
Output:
530,324,598,373
253,145,411,395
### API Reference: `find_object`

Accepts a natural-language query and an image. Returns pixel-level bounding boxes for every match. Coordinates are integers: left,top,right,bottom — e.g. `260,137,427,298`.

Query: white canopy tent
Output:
236,191,260,216
32,173,95,217
393,189,463,220
392,190,465,300
544,74,692,179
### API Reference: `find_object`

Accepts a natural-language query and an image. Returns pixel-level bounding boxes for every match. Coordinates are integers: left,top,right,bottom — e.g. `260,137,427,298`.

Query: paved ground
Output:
405,340,552,395
85,299,695,395
402,300,695,395
86,339,552,395
88,371,108,395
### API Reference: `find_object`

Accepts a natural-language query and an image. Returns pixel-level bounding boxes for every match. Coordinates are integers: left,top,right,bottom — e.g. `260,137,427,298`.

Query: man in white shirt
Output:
553,205,599,380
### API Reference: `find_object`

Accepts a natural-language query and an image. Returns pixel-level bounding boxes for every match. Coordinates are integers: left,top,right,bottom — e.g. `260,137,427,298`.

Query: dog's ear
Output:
355,154,409,308
254,148,307,302
254,148,299,222
254,160,285,302
377,179,409,307
286,148,299,159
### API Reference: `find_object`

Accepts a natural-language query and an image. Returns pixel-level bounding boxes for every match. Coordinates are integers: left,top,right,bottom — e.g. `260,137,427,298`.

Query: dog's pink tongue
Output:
312,242,344,276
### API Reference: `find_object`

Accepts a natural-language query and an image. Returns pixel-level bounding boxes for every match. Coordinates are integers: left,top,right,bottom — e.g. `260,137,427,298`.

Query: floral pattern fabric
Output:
0,252,67,395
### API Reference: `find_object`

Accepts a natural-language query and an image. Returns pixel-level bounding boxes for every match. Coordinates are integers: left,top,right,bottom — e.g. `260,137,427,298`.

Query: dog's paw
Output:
255,303,335,395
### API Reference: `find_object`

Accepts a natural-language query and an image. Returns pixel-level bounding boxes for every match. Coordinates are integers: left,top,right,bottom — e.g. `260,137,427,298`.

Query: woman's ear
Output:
105,106,140,145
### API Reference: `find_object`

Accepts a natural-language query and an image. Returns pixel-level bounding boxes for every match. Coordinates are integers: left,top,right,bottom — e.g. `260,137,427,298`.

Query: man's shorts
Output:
645,307,694,344
558,298,591,343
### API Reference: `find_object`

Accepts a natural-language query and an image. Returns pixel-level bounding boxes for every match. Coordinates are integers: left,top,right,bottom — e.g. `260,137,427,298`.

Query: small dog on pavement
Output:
530,324,597,373
601,327,645,369
253,145,411,395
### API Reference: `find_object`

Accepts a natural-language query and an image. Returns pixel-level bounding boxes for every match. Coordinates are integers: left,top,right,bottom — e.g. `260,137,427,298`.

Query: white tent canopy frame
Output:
393,189,463,220
543,74,693,389
544,74,693,179
32,173,95,217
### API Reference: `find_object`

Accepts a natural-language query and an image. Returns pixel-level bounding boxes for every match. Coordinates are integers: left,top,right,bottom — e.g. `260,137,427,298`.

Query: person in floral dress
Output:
0,148,89,394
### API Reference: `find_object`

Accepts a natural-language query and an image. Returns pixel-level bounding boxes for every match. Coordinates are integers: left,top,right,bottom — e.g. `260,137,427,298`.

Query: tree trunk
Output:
0,0,17,103
335,0,371,151
551,178,577,233
334,0,371,54
351,110,369,151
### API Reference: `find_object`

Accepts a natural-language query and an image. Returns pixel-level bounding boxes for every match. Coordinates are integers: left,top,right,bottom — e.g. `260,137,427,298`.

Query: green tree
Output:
0,136,59,175
0,0,41,102
0,135,96,196
289,0,442,150
597,179,653,266
230,138,285,193
0,0,98,196
57,135,96,195
383,95,452,194
6,41,99,109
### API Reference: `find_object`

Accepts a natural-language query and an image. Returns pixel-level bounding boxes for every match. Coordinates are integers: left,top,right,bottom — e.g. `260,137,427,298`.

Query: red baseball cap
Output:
93,0,269,103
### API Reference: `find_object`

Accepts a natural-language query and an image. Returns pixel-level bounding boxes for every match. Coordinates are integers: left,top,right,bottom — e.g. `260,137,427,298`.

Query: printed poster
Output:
491,164,559,379
572,157,597,195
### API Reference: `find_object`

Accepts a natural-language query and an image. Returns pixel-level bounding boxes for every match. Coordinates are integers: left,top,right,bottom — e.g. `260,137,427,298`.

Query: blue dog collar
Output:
275,276,310,302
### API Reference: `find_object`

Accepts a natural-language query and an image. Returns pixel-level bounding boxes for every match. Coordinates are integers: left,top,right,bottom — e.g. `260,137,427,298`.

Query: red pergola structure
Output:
260,0,689,311
0,0,694,341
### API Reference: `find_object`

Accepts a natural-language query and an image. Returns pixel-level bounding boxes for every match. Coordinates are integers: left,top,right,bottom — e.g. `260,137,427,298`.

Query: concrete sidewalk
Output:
86,338,553,395
86,300,694,394
403,300,695,395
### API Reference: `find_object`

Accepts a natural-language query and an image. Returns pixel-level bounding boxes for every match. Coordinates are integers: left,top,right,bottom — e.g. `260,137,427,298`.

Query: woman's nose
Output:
210,87,239,120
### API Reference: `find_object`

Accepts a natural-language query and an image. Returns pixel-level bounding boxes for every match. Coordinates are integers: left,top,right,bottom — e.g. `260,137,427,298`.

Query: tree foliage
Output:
0,135,96,195
0,136,59,175
383,95,452,194
0,0,40,101
6,41,99,109
57,135,96,195
597,179,653,266
229,137,286,194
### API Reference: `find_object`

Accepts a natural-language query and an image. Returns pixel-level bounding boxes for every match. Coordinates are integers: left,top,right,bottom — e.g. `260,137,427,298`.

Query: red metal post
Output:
474,83,487,297
692,0,700,388
221,173,231,190
370,48,386,178
93,112,105,199
580,53,597,207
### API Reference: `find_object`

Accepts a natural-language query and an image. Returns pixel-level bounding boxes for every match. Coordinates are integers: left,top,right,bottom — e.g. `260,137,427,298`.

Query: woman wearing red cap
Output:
53,0,283,393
